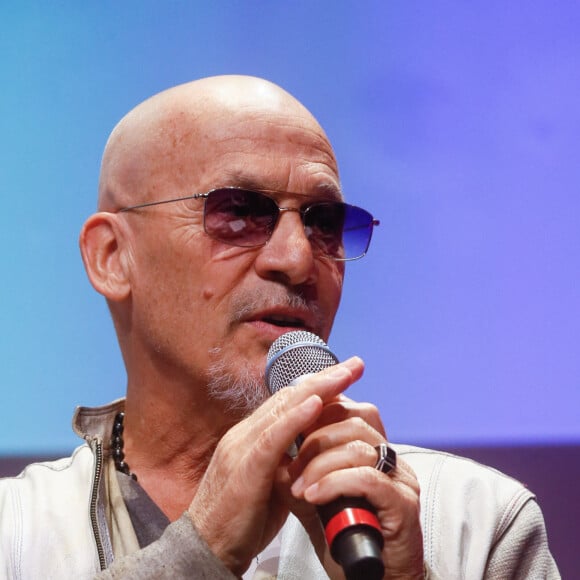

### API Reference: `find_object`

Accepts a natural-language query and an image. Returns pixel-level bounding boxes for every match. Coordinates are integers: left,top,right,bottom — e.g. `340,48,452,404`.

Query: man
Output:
0,76,558,578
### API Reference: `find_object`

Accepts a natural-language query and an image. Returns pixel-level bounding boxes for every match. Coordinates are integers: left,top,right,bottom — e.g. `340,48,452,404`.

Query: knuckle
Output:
346,415,376,439
356,464,380,485
365,403,381,421
347,415,368,432
256,425,275,451
267,389,292,420
345,439,375,461
345,439,369,463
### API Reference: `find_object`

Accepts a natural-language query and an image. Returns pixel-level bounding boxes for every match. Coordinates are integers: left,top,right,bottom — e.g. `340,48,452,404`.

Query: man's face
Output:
123,106,344,412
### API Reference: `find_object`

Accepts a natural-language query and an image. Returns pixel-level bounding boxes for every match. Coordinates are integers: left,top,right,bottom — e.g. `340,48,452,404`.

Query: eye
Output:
306,204,344,235
203,188,279,247
213,191,252,218
304,203,345,257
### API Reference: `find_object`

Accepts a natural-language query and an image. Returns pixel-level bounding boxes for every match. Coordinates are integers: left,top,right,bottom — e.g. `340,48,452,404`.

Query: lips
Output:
261,313,305,328
242,306,316,337
230,288,324,344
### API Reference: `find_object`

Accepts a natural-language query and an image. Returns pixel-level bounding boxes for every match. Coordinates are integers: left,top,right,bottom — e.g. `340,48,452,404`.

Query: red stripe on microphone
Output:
324,507,381,547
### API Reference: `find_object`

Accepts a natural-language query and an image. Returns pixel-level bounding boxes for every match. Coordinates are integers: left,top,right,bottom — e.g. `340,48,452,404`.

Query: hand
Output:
287,392,424,579
187,357,365,576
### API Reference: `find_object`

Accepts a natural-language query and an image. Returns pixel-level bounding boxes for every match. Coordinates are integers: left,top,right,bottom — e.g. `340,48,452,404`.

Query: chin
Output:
206,354,270,416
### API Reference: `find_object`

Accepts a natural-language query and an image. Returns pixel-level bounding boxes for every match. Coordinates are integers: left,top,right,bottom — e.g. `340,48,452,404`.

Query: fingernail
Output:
301,395,321,413
291,475,305,496
343,356,363,369
304,482,319,502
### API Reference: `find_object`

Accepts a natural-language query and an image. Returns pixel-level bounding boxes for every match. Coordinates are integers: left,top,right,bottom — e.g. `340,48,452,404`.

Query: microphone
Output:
266,331,384,580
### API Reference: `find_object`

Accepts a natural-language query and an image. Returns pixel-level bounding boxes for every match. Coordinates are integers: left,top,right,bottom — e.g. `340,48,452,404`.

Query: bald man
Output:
0,77,558,579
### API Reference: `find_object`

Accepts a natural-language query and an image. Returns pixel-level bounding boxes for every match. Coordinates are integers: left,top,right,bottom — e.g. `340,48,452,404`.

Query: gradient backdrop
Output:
3,2,579,573
1,5,578,453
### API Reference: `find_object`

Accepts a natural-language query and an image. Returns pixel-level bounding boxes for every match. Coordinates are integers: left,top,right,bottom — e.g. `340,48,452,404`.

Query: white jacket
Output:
0,400,559,579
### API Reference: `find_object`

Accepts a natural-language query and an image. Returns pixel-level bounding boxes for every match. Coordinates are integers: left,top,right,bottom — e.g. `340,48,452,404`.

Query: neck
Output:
120,380,241,520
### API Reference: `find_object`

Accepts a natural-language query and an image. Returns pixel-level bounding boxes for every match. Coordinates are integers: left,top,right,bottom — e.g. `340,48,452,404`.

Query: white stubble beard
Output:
206,346,270,416
205,289,326,416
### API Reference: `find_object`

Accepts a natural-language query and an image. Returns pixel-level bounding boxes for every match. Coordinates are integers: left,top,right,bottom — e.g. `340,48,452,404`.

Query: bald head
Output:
98,75,337,211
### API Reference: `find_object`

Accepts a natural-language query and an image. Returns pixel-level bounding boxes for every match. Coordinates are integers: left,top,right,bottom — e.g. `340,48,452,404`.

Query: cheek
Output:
198,246,259,302
322,262,344,302
321,264,344,326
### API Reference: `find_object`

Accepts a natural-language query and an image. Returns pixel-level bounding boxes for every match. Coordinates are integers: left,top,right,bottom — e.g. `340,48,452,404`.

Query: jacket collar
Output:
72,398,125,450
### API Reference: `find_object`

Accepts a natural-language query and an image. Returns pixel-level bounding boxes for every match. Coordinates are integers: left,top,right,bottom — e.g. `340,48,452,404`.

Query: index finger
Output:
227,357,365,472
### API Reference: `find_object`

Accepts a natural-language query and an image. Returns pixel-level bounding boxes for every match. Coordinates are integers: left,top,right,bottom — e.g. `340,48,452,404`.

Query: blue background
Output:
1,2,578,454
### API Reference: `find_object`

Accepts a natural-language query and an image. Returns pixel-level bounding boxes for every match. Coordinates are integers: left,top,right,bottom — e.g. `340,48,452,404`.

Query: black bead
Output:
112,447,124,461
111,411,137,481
118,461,130,474
113,413,125,435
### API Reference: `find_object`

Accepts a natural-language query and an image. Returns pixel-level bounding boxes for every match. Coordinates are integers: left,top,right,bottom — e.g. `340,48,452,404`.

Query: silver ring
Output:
374,443,397,474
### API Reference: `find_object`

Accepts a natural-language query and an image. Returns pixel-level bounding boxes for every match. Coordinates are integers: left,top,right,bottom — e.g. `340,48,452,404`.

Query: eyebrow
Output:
224,175,343,202
312,183,344,202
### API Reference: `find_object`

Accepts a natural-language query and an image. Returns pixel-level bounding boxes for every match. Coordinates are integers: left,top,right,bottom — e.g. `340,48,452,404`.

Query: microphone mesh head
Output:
266,330,338,394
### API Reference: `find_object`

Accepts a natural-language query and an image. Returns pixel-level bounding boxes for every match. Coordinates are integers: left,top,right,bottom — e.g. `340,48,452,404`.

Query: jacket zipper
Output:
89,440,107,570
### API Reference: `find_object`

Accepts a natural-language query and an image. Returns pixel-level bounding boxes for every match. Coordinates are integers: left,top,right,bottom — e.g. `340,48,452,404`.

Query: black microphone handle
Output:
317,498,384,579
294,437,384,579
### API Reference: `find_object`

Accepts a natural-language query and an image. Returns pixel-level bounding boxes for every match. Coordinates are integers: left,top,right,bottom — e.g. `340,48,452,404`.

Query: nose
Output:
253,209,317,286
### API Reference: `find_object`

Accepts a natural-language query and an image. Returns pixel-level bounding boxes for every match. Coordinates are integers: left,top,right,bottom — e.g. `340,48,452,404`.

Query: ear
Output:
79,212,131,301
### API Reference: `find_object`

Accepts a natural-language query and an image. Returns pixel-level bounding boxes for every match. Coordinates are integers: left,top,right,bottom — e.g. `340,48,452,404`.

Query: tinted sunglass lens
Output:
306,203,373,260
342,205,373,259
305,203,346,259
204,189,376,259
204,189,278,246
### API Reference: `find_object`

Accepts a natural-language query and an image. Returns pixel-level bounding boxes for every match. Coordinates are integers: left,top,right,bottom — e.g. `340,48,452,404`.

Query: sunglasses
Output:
119,187,379,261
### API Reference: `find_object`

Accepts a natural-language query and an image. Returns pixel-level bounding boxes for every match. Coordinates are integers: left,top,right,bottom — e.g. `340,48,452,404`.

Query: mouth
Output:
260,313,306,329
231,290,324,343
242,307,317,340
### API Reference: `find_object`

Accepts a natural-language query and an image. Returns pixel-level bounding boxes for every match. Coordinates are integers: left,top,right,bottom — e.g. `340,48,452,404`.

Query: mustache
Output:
229,289,325,333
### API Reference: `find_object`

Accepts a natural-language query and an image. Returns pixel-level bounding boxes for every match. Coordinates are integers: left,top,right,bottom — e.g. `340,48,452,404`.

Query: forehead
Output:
170,107,342,202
